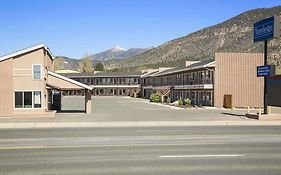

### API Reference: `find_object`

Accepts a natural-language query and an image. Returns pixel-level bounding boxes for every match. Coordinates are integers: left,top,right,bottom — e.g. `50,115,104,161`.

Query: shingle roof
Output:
154,59,215,77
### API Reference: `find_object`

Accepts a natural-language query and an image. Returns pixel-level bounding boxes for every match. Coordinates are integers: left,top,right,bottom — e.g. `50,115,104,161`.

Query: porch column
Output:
85,89,92,113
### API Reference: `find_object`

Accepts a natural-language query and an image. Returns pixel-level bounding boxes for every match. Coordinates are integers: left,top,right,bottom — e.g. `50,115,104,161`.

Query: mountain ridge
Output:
92,46,148,63
54,46,148,70
104,6,281,71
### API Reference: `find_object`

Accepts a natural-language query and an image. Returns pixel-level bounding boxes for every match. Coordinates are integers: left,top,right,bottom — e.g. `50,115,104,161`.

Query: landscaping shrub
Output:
184,98,191,107
178,98,184,106
150,93,161,103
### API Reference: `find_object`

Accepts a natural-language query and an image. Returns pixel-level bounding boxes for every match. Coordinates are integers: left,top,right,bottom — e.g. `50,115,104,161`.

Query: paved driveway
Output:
59,96,246,122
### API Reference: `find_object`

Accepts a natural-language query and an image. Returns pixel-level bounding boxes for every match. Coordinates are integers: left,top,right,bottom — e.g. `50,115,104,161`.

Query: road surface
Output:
0,126,281,175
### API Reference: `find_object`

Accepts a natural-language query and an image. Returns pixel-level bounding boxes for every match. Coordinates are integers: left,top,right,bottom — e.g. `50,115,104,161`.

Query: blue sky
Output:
0,0,280,58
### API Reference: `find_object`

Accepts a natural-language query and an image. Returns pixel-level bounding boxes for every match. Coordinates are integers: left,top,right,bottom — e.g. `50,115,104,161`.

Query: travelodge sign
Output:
253,16,280,42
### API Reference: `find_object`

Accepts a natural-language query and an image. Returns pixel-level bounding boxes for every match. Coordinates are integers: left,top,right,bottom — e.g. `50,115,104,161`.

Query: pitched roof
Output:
0,44,54,62
48,71,93,90
154,59,215,77
94,71,143,77
140,70,159,78
55,69,80,74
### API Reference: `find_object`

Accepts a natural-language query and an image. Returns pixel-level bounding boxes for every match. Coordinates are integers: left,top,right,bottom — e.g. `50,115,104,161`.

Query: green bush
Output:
178,98,184,106
150,93,161,103
184,98,191,106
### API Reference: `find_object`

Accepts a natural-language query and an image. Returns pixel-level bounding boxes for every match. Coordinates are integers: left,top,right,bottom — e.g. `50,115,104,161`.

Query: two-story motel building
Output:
61,52,264,108
141,53,264,108
141,60,215,106
61,72,142,97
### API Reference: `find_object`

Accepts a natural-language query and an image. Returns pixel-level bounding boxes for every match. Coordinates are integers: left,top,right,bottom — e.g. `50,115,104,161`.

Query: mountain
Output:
105,6,281,71
92,46,148,64
54,46,148,71
54,56,79,70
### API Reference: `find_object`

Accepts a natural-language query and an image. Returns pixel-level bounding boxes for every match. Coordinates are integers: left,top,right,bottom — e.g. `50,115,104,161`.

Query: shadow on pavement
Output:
58,110,85,113
222,112,245,117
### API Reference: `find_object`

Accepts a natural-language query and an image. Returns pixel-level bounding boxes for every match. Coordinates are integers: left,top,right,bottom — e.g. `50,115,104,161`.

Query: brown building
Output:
0,44,92,117
214,53,264,108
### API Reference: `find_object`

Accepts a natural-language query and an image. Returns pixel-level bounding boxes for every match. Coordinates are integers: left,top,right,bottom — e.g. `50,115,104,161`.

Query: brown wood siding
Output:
214,53,264,108
0,59,13,116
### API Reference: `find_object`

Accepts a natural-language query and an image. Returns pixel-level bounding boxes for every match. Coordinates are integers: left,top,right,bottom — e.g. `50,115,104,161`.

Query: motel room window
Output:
33,64,42,80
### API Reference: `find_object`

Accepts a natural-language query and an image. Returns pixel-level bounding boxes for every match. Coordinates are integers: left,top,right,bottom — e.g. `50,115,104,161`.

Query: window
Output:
15,92,23,108
15,91,42,108
33,91,41,108
24,92,32,108
33,64,42,80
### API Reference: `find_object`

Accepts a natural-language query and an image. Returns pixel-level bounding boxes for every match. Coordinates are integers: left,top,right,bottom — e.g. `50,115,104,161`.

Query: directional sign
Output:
253,16,280,42
257,65,271,77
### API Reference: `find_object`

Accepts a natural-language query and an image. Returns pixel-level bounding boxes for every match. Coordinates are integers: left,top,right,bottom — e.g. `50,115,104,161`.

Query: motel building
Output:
62,52,274,109
141,60,215,106
0,44,93,117
141,53,267,108
1,44,279,119
60,72,142,97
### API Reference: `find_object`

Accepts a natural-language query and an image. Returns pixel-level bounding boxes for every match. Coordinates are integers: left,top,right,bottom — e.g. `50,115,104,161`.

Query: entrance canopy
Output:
47,71,93,113
47,71,92,91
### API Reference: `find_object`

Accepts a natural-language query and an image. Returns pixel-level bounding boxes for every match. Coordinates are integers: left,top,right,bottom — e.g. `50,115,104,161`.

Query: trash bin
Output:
223,94,232,109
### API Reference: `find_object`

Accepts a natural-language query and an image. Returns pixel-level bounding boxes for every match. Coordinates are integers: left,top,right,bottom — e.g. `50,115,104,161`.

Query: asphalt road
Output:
0,126,281,175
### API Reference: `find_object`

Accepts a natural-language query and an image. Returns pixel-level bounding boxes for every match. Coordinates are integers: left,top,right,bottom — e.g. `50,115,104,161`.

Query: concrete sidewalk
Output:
1,120,281,129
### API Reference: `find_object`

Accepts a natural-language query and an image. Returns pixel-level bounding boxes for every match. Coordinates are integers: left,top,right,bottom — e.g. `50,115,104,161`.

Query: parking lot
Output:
59,96,247,122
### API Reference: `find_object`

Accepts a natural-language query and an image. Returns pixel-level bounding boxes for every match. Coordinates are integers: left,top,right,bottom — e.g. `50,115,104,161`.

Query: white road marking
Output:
159,154,245,158
0,142,226,150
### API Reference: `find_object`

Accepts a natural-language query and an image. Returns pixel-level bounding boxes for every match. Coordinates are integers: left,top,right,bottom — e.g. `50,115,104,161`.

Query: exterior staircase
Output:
161,86,174,102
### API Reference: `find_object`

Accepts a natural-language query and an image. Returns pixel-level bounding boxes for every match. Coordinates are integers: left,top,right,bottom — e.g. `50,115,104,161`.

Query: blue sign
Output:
257,65,271,77
254,17,275,42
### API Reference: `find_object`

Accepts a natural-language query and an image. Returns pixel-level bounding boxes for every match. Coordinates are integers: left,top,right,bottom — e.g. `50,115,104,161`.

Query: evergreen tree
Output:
94,62,105,71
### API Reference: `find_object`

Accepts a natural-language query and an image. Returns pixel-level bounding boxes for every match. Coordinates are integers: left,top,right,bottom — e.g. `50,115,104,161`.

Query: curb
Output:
1,121,281,129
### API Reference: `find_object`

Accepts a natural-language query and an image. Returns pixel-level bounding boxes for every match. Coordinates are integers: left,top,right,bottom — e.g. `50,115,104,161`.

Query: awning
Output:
47,71,93,91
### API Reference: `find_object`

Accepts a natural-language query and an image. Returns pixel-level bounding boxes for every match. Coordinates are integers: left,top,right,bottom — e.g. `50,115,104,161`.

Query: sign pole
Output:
254,16,280,114
264,40,268,114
